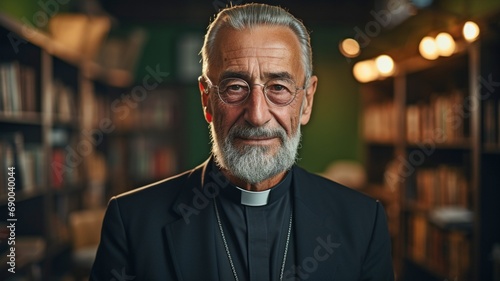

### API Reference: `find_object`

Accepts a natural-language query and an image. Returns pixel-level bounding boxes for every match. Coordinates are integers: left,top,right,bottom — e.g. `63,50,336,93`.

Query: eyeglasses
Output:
201,76,306,106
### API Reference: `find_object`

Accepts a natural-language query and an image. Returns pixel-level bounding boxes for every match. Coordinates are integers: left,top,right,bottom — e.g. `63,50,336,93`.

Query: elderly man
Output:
91,3,394,281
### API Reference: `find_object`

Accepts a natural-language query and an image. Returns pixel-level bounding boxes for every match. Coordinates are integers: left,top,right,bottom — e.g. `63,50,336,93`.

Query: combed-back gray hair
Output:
200,3,313,84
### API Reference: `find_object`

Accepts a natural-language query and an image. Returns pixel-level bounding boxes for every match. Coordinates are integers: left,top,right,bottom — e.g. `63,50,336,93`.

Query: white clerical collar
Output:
235,186,270,206
210,159,293,207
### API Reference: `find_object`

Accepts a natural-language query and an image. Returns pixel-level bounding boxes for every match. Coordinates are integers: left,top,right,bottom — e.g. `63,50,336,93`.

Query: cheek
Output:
282,99,304,135
289,115,301,135
212,104,239,136
272,110,299,138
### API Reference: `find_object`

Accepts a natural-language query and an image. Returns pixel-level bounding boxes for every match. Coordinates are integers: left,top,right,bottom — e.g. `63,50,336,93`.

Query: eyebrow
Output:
218,71,295,82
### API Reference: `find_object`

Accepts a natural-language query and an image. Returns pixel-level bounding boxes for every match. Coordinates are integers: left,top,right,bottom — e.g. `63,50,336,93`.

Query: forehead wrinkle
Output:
211,27,304,83
223,47,289,59
218,70,294,82
222,47,290,74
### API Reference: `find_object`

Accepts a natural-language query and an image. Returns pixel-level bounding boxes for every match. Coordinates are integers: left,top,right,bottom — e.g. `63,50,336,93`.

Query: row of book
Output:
51,147,82,190
128,136,178,182
0,61,38,115
484,98,500,148
407,214,471,280
91,88,179,131
107,136,178,188
0,132,45,198
406,165,470,209
52,79,78,123
0,61,79,122
362,101,397,142
363,91,470,144
0,130,86,196
406,91,468,144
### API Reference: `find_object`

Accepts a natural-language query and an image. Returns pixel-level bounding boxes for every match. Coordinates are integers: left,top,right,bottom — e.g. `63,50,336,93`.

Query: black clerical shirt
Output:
211,165,294,281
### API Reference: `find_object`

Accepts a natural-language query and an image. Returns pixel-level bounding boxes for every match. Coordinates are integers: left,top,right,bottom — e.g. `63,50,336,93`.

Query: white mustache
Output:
229,126,286,142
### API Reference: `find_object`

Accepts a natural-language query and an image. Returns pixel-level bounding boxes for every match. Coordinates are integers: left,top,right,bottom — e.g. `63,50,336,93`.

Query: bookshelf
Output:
0,12,134,280
93,84,184,197
360,34,500,280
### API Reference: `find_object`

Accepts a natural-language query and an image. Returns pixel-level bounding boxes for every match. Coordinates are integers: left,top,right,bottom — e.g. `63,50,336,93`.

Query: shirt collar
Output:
209,161,293,207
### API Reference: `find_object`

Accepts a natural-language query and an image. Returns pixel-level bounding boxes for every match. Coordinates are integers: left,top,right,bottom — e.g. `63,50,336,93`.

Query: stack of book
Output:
363,101,397,142
0,132,45,197
407,213,471,279
406,91,467,144
0,62,38,115
52,79,77,123
406,165,470,210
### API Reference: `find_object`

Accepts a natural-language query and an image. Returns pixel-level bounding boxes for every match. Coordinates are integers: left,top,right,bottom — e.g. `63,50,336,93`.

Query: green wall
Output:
300,27,362,172
130,24,211,170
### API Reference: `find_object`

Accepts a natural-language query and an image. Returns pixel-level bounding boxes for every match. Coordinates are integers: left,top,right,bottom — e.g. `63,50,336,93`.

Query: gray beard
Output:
210,124,301,184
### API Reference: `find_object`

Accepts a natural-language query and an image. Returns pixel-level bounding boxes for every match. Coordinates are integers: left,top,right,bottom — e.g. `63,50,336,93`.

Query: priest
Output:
90,3,394,280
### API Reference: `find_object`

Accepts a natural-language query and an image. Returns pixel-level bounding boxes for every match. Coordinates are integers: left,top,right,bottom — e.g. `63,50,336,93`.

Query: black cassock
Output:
213,166,294,281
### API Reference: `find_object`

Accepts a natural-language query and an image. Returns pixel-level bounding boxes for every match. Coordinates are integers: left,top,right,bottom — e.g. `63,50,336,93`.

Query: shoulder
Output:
107,163,205,219
293,165,388,243
292,165,381,218
293,165,376,204
112,170,187,203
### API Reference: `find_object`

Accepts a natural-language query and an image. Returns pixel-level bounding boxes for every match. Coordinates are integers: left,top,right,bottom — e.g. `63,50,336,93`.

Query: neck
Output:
221,169,287,192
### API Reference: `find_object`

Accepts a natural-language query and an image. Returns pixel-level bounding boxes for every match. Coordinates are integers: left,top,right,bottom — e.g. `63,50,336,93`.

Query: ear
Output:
300,75,318,125
198,77,212,123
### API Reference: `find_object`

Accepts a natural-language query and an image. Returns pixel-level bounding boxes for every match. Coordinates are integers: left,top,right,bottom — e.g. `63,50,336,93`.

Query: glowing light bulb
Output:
375,55,394,76
353,60,378,83
435,32,455,57
339,38,360,58
463,21,480,42
419,36,439,60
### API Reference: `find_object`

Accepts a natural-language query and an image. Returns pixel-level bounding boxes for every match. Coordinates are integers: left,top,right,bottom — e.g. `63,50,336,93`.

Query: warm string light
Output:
435,32,455,57
419,33,456,60
353,60,378,83
353,55,394,83
346,21,480,82
418,21,479,60
419,36,439,60
375,55,395,76
463,21,480,42
339,38,361,58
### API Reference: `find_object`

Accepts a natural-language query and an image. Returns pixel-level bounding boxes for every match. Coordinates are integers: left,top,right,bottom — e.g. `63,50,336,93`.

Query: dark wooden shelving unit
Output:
0,12,140,280
359,21,500,280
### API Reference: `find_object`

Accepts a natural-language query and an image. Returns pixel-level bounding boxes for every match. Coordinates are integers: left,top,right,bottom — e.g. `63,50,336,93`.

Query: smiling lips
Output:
236,136,279,145
228,125,286,146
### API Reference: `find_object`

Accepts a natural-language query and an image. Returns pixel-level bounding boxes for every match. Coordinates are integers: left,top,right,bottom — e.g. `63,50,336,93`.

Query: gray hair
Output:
200,3,313,84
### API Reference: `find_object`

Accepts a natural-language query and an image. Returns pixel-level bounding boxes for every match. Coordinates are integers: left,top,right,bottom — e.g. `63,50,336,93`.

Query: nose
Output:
243,85,272,127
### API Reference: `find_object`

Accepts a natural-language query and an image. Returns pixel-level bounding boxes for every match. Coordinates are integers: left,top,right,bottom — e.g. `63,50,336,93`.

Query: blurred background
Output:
0,0,499,280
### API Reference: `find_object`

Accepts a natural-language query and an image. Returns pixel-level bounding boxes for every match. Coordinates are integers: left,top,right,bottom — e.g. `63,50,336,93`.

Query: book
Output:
363,101,396,142
408,165,469,209
407,214,471,279
53,80,77,123
0,62,38,116
406,90,468,144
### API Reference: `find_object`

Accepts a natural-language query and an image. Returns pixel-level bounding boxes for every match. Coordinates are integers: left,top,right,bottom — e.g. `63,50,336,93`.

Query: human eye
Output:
221,79,248,93
266,79,293,95
219,78,249,103
265,79,296,105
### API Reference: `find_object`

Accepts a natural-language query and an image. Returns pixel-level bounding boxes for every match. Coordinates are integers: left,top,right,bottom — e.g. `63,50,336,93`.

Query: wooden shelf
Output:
405,141,472,150
360,31,500,280
483,144,500,154
0,112,44,125
364,139,398,146
0,11,137,281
